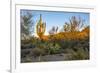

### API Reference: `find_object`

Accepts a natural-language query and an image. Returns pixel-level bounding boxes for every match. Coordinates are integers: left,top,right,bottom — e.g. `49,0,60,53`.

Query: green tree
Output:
69,16,85,32
21,11,34,40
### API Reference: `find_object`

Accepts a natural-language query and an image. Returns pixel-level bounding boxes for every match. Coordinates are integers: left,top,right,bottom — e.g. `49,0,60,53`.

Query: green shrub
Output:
71,48,89,60
32,48,46,57
47,43,61,54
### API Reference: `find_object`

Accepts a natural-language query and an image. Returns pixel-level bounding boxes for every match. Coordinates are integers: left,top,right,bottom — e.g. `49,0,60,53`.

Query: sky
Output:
20,9,90,36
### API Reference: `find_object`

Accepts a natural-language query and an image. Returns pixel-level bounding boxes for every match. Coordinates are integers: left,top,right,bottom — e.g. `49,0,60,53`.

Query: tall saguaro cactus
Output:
36,14,46,39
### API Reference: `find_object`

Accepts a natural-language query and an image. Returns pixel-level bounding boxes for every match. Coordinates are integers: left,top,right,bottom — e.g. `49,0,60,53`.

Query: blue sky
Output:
21,9,90,35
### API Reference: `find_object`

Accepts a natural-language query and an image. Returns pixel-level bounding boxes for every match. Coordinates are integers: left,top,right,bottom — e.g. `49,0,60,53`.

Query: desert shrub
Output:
46,43,61,54
32,39,62,55
71,48,89,60
21,37,37,49
21,43,35,49
56,40,68,49
21,50,30,58
32,48,47,57
32,47,48,61
56,39,79,50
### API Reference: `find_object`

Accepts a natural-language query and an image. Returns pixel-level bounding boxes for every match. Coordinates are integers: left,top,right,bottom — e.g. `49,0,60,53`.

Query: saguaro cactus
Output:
63,22,70,32
36,14,46,39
